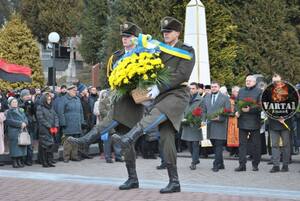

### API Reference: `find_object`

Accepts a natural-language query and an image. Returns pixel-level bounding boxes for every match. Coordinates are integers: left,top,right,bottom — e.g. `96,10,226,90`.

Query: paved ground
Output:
0,152,300,201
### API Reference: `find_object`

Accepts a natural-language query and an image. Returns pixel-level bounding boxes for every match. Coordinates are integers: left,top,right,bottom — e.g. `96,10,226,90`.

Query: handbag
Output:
18,128,31,146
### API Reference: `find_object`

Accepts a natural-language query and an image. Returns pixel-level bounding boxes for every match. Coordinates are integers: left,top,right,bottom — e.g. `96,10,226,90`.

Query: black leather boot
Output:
270,166,280,173
17,157,24,168
160,164,181,194
112,124,144,152
12,158,19,168
68,126,101,145
47,152,55,167
119,164,139,190
234,165,246,172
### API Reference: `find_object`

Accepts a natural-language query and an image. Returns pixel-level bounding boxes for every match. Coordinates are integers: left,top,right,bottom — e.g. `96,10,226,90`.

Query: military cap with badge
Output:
160,16,183,32
120,22,142,37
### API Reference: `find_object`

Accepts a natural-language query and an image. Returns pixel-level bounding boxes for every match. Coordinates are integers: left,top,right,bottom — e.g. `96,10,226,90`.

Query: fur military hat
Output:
160,16,183,32
120,22,142,37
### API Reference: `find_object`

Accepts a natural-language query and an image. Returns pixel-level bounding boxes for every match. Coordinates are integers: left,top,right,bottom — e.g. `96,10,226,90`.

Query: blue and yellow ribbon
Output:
113,33,193,69
136,34,193,60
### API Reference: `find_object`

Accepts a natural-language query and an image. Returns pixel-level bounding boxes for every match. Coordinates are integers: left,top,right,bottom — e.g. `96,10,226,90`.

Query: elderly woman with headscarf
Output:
5,97,28,168
36,93,59,167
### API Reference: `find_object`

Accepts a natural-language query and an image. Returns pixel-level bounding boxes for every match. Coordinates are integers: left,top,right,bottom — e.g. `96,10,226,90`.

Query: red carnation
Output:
223,108,231,113
192,107,202,117
243,97,256,103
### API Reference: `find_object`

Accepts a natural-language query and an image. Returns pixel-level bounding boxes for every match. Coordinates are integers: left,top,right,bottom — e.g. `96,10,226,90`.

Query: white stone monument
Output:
184,0,211,85
66,37,77,84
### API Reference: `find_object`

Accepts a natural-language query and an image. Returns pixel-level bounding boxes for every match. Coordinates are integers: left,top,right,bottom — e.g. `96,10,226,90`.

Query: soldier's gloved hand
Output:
147,85,160,99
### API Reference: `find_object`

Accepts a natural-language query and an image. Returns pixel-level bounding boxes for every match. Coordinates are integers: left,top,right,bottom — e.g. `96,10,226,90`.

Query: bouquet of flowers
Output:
237,97,258,112
207,108,232,121
182,107,203,127
108,52,169,102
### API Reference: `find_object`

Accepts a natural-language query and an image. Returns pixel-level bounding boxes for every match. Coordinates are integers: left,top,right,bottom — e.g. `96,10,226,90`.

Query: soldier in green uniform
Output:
112,16,195,194
67,22,144,188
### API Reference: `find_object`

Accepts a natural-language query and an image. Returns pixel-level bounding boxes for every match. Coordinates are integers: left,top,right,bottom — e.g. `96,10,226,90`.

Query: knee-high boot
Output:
160,164,181,193
119,163,139,190
68,126,101,145
112,124,144,152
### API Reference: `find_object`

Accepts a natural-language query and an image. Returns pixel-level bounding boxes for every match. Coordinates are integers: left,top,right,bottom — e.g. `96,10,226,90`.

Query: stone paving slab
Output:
0,156,300,200
0,177,296,201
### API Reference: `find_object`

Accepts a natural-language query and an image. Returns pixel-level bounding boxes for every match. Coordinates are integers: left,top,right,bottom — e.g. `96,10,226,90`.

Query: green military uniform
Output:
105,23,144,168
106,49,144,129
107,22,145,190
65,22,144,167
113,16,195,193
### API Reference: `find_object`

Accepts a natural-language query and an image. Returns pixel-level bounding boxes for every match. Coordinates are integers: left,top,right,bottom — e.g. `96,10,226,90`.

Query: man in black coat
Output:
235,75,262,171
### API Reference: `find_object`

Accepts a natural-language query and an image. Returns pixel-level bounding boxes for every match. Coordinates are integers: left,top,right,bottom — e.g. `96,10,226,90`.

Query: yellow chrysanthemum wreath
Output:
108,52,169,100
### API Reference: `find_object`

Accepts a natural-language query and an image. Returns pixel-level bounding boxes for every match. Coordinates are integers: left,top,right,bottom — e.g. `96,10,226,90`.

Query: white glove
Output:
147,85,160,99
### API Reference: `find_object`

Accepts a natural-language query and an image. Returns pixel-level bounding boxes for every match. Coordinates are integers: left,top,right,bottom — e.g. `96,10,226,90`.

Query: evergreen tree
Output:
78,0,109,65
228,0,300,83
98,0,174,64
0,0,20,26
203,0,244,86
0,15,44,90
20,0,83,43
170,0,243,86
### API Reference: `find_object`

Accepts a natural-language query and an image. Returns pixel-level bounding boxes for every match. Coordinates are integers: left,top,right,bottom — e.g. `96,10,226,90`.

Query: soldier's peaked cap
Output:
160,16,183,32
120,22,142,37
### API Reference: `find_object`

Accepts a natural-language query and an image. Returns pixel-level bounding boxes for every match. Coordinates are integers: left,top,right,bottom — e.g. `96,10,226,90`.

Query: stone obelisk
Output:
66,37,76,84
184,0,211,85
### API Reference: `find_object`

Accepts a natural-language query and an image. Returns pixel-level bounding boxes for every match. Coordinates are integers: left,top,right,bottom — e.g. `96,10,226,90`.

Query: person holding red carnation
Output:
36,93,59,168
181,82,203,170
202,81,231,172
235,75,262,172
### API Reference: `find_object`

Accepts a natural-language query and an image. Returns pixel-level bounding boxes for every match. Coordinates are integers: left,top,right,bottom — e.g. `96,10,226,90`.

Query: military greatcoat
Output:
155,41,195,131
106,49,144,129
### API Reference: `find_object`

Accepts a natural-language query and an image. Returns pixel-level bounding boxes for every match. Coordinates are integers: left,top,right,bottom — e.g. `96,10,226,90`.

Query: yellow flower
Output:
151,73,157,78
143,74,148,80
123,78,129,84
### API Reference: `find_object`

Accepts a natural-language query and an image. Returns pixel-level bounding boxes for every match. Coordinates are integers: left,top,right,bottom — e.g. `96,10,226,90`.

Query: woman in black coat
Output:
36,93,59,167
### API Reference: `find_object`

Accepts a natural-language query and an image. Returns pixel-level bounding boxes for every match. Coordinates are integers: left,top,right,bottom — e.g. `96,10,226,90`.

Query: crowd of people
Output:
0,83,101,167
0,74,299,173
183,74,300,173
0,16,300,194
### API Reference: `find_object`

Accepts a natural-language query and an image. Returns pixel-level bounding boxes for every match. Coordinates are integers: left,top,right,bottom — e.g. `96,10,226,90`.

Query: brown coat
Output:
155,41,195,131
106,49,144,128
